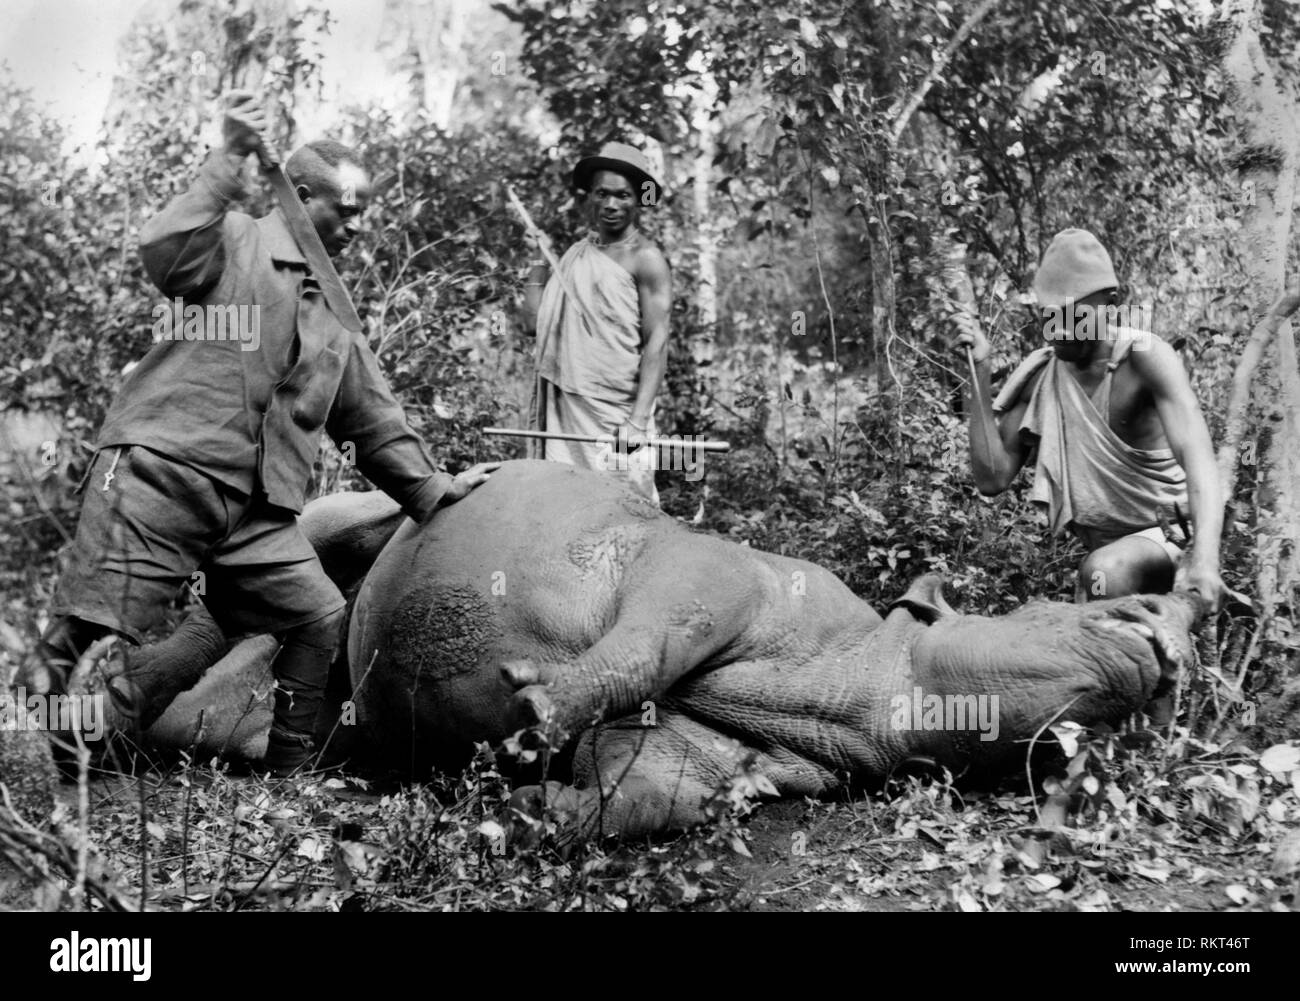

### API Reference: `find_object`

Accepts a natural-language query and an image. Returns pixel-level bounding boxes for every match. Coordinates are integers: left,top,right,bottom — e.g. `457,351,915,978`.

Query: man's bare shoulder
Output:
631,239,670,282
1126,334,1192,393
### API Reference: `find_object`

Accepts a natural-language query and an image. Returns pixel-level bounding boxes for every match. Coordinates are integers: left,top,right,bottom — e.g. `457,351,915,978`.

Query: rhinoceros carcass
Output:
129,459,1198,837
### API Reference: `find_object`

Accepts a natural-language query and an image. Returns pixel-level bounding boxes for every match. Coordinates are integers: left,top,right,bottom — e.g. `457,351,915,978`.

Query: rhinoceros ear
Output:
888,574,957,624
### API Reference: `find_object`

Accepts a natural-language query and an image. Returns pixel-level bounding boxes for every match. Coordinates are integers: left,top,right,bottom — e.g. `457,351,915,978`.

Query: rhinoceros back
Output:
348,459,679,765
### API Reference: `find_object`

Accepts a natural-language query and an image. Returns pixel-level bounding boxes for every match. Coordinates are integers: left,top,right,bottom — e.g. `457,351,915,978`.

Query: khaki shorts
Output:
53,445,344,644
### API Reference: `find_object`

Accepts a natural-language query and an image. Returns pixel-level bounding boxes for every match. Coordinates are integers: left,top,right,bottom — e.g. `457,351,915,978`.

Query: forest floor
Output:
715,796,1263,912
3,568,1296,913
9,727,1296,913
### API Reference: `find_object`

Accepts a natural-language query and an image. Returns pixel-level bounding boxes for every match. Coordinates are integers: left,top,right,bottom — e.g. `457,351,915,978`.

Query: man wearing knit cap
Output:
954,228,1225,609
520,141,672,504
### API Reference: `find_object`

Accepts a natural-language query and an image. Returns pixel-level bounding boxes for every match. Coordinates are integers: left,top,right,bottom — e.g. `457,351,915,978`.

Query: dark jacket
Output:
97,150,451,521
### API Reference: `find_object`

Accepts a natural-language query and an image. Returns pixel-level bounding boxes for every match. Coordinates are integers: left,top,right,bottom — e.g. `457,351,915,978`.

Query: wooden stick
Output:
483,427,731,453
506,184,597,338
506,185,562,272
939,238,1001,464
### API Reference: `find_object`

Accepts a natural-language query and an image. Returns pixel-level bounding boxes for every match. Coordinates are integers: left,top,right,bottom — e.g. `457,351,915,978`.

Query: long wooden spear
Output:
483,427,731,453
939,237,1001,466
505,184,596,338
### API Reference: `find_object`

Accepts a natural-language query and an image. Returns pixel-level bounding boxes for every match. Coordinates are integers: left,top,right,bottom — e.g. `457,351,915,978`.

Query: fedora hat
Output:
572,142,663,203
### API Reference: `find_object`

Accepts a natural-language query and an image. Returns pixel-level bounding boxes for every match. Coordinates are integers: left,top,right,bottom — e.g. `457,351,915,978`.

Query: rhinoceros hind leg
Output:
124,606,230,731
129,490,403,760
145,634,278,761
300,490,406,594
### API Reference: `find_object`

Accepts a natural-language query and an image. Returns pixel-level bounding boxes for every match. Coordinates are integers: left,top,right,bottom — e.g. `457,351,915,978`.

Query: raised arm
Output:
954,314,1032,494
1129,338,1225,610
139,93,267,299
518,230,555,336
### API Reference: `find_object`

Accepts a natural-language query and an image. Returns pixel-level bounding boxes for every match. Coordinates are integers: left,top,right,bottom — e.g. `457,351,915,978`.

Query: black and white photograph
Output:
0,0,1296,947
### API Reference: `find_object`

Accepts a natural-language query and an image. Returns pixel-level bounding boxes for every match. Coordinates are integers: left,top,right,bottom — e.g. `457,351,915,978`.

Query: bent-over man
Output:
955,228,1225,610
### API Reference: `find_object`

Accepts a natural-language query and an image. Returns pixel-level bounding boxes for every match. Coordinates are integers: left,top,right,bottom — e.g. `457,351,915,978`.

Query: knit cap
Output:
1031,229,1118,307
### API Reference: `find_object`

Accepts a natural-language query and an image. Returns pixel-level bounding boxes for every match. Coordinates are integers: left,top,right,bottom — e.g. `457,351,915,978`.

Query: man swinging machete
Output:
26,91,498,776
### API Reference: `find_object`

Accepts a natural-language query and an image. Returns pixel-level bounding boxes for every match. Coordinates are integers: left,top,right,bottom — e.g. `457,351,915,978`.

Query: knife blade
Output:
256,145,362,332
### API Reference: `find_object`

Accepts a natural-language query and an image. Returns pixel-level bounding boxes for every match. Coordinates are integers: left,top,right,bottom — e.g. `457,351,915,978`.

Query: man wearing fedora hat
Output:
954,228,1225,610
520,141,672,504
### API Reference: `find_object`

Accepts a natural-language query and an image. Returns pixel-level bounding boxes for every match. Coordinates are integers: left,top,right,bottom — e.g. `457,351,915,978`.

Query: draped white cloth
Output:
993,330,1187,547
528,237,658,504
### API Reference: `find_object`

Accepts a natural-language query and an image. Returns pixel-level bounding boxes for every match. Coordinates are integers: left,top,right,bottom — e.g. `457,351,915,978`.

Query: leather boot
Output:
261,607,345,777
262,726,315,778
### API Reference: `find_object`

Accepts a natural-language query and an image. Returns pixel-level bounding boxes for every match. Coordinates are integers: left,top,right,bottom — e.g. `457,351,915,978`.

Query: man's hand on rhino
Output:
440,461,501,506
1175,561,1226,616
222,91,270,160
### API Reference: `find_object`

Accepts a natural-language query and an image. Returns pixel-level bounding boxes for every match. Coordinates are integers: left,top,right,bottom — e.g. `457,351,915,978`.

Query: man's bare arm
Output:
519,230,554,336
954,315,1031,494
521,270,546,335
627,245,672,430
1130,338,1225,609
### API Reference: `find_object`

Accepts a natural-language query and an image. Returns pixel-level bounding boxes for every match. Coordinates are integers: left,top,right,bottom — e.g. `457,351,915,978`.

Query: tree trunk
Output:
691,74,720,369
1217,0,1300,643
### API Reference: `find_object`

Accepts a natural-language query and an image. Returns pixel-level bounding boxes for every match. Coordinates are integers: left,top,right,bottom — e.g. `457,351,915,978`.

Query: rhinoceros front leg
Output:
511,712,736,839
501,546,766,745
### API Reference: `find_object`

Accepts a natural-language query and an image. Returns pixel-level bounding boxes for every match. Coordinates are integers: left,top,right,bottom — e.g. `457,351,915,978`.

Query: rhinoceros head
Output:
879,576,1201,772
